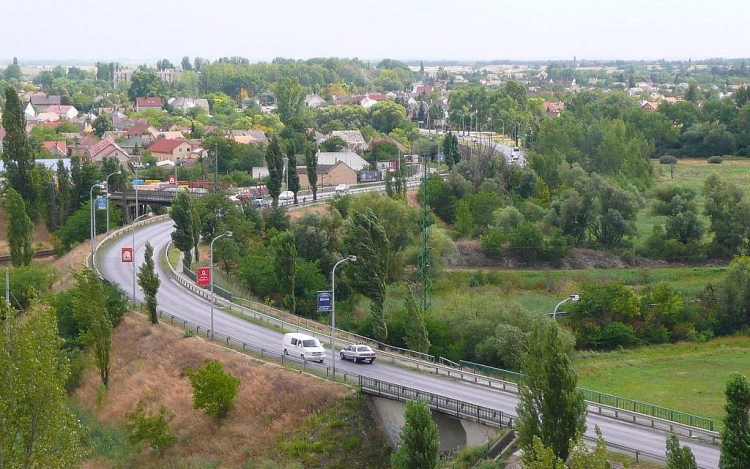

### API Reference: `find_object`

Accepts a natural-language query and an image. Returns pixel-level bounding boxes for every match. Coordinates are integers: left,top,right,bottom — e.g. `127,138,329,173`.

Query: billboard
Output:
121,247,133,263
317,291,333,312
96,197,107,210
358,171,381,182
197,267,210,286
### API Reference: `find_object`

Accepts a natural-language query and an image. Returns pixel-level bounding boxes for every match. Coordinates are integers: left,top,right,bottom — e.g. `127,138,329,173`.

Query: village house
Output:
316,150,369,171
42,141,68,158
147,138,192,162
168,97,210,113
43,104,78,120
298,160,357,189
135,97,163,112
642,101,660,112
329,130,367,152
87,138,130,165
544,101,565,118
304,94,326,109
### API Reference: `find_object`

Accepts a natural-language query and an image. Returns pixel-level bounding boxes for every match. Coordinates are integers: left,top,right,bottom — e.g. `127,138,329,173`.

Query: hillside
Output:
74,313,391,468
0,205,54,257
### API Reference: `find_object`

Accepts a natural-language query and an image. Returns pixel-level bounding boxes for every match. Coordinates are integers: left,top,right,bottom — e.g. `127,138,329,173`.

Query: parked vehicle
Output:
279,190,294,201
283,333,325,362
335,184,350,194
340,344,376,363
251,198,270,207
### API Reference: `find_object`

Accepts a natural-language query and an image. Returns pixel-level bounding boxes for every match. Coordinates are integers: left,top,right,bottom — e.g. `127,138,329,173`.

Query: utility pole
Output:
5,267,9,306
417,160,431,315
214,143,219,194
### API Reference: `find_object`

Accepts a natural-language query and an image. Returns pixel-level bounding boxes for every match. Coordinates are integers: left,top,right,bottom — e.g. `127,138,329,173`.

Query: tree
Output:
171,192,199,267
269,231,297,314
72,269,113,388
125,402,177,456
181,56,192,71
443,132,460,169
2,87,37,215
391,400,439,469
156,58,174,71
0,301,84,468
138,242,161,324
187,359,240,418
703,174,750,257
660,155,679,179
516,320,586,462
92,112,114,138
720,373,750,469
305,148,318,201
320,136,347,152
342,208,390,341
403,283,430,354
4,56,22,81
666,433,697,469
274,77,305,123
370,100,409,134
128,70,168,102
4,187,34,267
287,151,300,204
266,137,284,207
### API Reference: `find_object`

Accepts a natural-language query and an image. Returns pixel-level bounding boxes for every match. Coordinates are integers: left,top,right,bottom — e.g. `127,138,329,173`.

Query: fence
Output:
458,360,715,432
181,264,233,301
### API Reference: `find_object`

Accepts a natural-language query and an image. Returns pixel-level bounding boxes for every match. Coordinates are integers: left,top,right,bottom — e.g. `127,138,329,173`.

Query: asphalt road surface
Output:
98,219,719,468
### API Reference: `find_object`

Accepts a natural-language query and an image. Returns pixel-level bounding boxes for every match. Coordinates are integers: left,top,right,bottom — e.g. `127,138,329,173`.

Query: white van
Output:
283,333,326,362
335,184,350,194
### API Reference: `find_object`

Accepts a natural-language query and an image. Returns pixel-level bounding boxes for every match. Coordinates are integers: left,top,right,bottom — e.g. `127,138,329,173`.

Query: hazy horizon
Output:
2,0,749,64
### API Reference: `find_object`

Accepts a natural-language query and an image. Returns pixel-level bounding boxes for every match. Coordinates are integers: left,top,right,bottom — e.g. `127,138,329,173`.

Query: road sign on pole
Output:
121,247,133,263
197,267,210,286
168,174,176,186
96,197,107,210
317,291,333,312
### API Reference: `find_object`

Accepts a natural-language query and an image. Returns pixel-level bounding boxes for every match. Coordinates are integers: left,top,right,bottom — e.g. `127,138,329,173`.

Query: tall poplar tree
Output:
171,192,198,267
138,242,161,324
4,187,34,267
720,373,750,469
72,269,113,388
305,148,318,201
391,400,439,469
269,230,296,314
2,86,37,216
265,136,284,207
516,320,586,462
287,151,300,204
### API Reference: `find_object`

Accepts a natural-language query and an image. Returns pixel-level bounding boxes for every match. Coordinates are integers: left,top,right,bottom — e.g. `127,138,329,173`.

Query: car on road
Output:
251,198,270,207
279,190,294,201
340,344,376,363
512,146,520,153
283,333,325,362
335,184,350,194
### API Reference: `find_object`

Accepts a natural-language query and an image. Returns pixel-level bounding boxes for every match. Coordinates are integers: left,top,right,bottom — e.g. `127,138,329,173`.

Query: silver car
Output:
340,344,376,363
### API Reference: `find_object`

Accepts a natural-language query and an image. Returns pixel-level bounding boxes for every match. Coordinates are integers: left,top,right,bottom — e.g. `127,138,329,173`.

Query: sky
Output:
2,0,749,64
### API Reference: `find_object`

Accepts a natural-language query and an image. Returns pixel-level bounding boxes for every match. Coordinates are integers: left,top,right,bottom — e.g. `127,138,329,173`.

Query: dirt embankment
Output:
74,313,386,468
0,206,53,257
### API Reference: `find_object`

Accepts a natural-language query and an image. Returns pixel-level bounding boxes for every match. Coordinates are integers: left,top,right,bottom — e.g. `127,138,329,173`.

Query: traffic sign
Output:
197,267,210,286
121,247,133,263
168,174,176,186
96,197,107,211
317,291,333,312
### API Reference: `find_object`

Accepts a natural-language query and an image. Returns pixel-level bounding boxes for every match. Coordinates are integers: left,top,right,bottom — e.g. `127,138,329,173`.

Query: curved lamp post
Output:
553,294,580,320
210,231,233,339
331,255,357,377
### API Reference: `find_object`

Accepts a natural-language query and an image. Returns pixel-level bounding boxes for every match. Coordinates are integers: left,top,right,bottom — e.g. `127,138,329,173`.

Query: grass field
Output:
573,335,750,425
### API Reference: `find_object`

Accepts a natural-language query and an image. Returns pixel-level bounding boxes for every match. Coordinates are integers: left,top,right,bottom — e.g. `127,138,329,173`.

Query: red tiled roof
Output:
148,138,189,153
368,94,387,100
43,141,67,155
126,124,151,136
89,138,119,158
416,85,433,94
136,97,163,108
45,104,75,115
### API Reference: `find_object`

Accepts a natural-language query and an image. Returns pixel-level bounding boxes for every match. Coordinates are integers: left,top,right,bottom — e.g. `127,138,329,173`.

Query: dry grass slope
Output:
75,313,388,468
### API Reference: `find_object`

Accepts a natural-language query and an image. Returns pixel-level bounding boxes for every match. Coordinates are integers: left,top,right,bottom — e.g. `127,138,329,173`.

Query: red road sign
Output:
121,247,133,263
197,267,210,286
168,174,176,185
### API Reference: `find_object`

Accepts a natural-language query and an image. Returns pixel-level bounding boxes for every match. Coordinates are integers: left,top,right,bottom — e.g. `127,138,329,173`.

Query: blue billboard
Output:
96,197,107,210
317,291,333,313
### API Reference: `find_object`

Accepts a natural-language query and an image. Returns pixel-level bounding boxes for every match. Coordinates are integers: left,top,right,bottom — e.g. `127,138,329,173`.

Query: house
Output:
330,130,367,152
229,129,268,145
125,123,154,137
43,104,78,120
316,151,369,171
233,135,263,145
42,141,68,158
360,96,377,109
87,138,130,165
544,101,564,118
168,97,210,113
252,167,269,179
298,160,357,189
135,97,163,112
661,97,678,104
152,130,186,140
119,134,153,156
29,94,61,113
159,122,179,132
642,101,660,112
304,94,326,109
415,85,434,95
35,112,61,123
368,136,407,153
147,138,192,162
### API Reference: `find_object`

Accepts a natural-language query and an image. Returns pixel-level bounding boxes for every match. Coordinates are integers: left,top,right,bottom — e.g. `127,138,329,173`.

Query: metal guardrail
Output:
458,360,715,432
359,376,513,428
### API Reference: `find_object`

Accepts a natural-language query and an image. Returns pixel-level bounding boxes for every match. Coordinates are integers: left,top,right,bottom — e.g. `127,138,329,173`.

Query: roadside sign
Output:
96,197,107,210
317,290,333,313
197,267,210,286
168,174,176,186
121,247,133,263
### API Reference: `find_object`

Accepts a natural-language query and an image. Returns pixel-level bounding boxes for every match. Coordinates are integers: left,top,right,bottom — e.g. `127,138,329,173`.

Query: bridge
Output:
110,190,204,219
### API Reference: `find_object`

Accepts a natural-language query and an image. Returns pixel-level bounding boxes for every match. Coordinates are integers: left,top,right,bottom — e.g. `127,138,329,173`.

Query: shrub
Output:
592,322,640,350
187,359,240,418
481,229,506,259
125,402,177,456
707,155,723,164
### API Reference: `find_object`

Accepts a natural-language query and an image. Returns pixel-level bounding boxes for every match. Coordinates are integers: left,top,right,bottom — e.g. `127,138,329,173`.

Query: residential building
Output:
168,97,210,113
28,94,61,114
316,150,369,171
113,68,181,87
43,104,78,120
147,138,192,162
544,101,564,118
229,129,268,145
368,136,407,153
136,97,163,112
87,138,130,165
330,130,367,152
42,141,68,158
642,101,660,112
304,94,326,109
298,161,357,189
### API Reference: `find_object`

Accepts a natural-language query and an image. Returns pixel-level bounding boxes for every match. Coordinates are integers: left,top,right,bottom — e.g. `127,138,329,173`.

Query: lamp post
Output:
331,255,357,377
553,294,580,320
89,181,101,259
105,170,121,233
210,231,233,339
131,212,152,308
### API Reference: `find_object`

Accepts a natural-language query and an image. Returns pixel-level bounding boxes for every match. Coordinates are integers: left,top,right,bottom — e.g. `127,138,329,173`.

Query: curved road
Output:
98,219,719,468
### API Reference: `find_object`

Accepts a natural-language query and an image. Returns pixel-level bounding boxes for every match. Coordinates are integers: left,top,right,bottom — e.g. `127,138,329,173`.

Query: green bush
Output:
481,229,506,259
592,321,640,350
187,359,240,418
707,155,723,164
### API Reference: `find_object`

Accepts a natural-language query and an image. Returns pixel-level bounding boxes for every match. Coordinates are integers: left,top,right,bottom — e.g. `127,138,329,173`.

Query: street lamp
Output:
210,231,233,339
90,181,101,259
331,255,357,377
105,170,121,233
553,294,580,320
131,212,152,308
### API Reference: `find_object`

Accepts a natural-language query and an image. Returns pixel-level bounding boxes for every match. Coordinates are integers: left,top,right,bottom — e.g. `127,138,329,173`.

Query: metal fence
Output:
359,376,512,428
458,360,715,432
181,264,233,301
